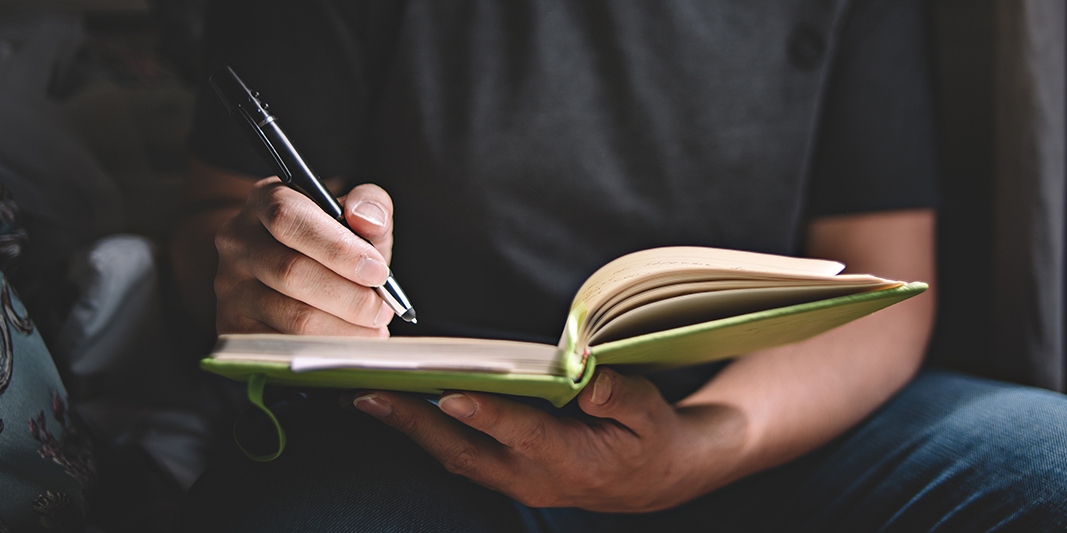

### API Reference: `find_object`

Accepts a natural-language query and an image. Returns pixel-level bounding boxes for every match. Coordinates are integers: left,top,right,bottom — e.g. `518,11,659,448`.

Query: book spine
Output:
559,302,590,381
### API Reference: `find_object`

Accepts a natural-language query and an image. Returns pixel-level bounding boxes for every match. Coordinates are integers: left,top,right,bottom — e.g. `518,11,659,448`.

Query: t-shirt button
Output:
788,26,826,71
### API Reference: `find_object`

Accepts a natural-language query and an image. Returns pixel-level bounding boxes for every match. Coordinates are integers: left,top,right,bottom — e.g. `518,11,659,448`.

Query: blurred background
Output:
0,0,1061,531
0,1,218,531
0,0,201,241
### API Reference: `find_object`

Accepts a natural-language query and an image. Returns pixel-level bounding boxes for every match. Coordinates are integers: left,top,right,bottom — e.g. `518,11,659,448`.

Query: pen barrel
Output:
258,121,344,221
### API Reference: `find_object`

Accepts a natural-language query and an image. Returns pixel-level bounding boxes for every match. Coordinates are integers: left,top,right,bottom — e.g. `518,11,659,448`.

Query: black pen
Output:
209,65,417,324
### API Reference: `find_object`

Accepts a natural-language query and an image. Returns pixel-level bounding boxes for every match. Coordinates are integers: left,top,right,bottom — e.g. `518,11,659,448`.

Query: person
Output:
173,0,1067,530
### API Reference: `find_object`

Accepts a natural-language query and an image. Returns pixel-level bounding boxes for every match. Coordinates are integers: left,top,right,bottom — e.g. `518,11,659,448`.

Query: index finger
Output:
355,391,514,492
249,178,390,288
438,392,565,459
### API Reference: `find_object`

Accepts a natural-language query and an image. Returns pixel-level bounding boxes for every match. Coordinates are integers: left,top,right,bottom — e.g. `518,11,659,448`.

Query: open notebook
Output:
204,246,926,407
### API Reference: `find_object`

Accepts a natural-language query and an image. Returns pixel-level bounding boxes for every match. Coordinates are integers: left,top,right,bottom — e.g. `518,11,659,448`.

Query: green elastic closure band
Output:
234,372,287,462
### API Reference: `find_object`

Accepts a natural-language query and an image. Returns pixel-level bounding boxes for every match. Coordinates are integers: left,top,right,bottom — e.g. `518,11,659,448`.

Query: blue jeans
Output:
179,370,1067,531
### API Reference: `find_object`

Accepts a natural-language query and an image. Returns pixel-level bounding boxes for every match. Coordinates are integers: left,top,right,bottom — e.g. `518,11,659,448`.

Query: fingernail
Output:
352,201,387,227
356,255,389,286
439,393,477,419
591,371,612,406
353,394,392,418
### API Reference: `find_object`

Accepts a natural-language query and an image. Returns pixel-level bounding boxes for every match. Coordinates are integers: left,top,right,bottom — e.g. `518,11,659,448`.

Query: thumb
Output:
577,367,671,436
341,183,394,263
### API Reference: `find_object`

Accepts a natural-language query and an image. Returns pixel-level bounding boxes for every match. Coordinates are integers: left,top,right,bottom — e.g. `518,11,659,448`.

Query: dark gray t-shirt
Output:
189,0,937,354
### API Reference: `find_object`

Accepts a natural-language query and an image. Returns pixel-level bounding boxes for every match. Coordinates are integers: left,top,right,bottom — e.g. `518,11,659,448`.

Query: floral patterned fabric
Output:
0,272,94,530
0,183,95,531
0,270,94,532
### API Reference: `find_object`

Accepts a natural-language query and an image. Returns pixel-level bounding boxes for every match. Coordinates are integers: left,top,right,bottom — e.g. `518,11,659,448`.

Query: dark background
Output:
0,0,1020,382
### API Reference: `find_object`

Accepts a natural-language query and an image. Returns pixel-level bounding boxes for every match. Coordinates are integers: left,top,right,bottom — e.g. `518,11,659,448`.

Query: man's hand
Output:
213,176,396,336
352,367,747,512
348,209,936,512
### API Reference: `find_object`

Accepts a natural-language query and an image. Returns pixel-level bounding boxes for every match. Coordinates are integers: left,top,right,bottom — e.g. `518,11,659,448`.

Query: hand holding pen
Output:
209,65,416,336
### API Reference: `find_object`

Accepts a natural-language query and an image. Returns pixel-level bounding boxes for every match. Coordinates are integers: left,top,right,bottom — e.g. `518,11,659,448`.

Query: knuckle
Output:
212,273,232,297
388,407,421,434
510,419,548,455
215,306,253,335
213,226,238,257
283,304,317,334
442,446,479,477
272,252,307,290
375,305,394,329
262,196,304,240
345,287,381,325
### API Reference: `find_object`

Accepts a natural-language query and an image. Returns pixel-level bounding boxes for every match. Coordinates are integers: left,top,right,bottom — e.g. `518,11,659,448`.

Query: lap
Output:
534,369,1067,532
778,369,1067,532
179,370,1067,532
767,369,1067,532
178,392,523,532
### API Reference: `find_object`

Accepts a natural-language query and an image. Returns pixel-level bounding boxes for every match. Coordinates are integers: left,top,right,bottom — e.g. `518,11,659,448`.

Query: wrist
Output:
669,403,752,502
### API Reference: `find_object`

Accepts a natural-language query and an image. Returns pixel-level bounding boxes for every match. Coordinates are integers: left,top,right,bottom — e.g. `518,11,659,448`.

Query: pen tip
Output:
401,309,417,324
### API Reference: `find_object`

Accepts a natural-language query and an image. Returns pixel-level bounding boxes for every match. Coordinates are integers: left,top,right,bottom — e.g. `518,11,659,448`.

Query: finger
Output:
340,183,394,262
437,392,561,459
353,391,512,491
214,306,276,335
246,235,391,328
576,367,673,436
249,178,391,288
221,279,388,336
216,207,391,329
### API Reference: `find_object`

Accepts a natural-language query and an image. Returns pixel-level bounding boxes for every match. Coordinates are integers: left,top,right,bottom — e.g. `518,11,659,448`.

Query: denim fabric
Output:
180,370,1067,532
522,370,1067,532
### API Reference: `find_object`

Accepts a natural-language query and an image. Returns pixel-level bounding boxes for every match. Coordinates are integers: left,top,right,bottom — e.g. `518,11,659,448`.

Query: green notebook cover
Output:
201,282,926,407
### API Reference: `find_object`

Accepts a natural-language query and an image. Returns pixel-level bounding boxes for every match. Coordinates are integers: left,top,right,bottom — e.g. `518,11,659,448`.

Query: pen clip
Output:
237,106,293,183
211,65,293,184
